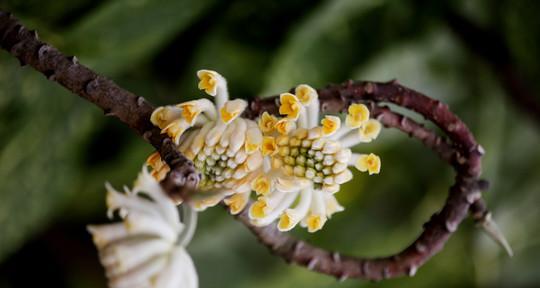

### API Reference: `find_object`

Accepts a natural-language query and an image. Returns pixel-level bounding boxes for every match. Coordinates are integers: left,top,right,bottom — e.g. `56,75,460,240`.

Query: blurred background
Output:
0,0,539,287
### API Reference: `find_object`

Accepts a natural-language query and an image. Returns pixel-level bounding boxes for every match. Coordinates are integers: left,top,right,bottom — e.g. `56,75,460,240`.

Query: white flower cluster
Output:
148,69,382,232
149,70,263,213
88,167,198,288
250,85,382,232
88,70,385,287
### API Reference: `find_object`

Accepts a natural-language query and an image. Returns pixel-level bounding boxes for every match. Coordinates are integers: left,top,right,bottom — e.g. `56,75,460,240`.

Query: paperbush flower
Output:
149,70,263,212
250,85,382,232
149,70,382,232
88,167,198,288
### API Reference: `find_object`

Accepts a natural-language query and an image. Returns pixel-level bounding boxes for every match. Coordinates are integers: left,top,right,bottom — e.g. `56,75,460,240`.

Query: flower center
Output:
193,144,246,190
271,132,351,190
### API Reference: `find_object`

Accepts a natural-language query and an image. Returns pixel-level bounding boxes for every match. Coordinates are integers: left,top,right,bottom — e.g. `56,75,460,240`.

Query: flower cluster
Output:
88,167,198,288
249,85,382,232
149,70,263,212
148,70,382,232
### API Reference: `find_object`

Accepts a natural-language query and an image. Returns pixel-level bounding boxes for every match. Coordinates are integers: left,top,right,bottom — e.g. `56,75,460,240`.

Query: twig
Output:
244,81,491,280
0,11,503,281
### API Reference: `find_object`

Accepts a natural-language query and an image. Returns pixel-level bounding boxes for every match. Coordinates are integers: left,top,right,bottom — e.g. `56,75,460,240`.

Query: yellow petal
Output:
161,118,190,144
250,199,268,219
224,193,248,215
279,93,301,120
358,119,382,142
306,213,326,233
355,153,381,175
258,112,278,134
220,99,247,124
278,210,300,232
295,84,317,105
181,104,200,125
146,152,170,181
150,106,182,129
345,103,370,128
262,136,278,156
275,118,296,135
251,175,271,196
321,115,341,136
197,69,219,96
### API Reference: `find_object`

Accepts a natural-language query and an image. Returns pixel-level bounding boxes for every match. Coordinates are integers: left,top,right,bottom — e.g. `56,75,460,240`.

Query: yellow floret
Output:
306,214,326,233
224,193,248,215
262,136,278,156
355,153,381,175
275,118,295,135
258,112,278,133
345,103,370,128
197,70,219,96
321,115,341,136
250,199,268,218
252,175,271,195
279,93,301,120
295,84,317,105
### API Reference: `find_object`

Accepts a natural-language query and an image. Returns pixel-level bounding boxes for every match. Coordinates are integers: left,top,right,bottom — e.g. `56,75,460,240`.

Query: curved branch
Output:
244,81,487,280
0,11,499,281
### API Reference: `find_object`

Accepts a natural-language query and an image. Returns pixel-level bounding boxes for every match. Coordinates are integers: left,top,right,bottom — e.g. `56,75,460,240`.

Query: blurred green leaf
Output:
64,0,216,75
0,56,94,261
261,0,384,95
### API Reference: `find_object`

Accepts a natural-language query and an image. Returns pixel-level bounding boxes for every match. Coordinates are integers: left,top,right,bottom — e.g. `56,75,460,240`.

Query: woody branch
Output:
0,11,504,281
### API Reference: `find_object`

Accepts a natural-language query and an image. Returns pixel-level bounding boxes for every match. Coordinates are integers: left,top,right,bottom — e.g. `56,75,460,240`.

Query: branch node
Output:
364,82,375,94
137,96,146,107
476,144,485,155
445,220,457,233
382,267,390,279
143,131,153,141
415,242,427,253
466,191,482,204
407,265,418,277
293,241,304,256
85,77,101,95
37,44,51,61
332,251,341,264
67,55,78,65
307,257,319,270
361,261,370,276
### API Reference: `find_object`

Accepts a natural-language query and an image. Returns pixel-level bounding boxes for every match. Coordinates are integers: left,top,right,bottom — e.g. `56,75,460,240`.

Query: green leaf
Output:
261,0,384,95
64,0,216,75
0,56,95,261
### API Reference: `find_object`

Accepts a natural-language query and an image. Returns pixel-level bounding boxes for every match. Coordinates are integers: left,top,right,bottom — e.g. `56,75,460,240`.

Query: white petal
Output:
100,237,173,277
108,255,168,288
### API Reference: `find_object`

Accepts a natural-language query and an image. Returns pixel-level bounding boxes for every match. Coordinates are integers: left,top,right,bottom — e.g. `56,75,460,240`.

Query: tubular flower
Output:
249,85,382,232
149,70,263,213
88,167,198,288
